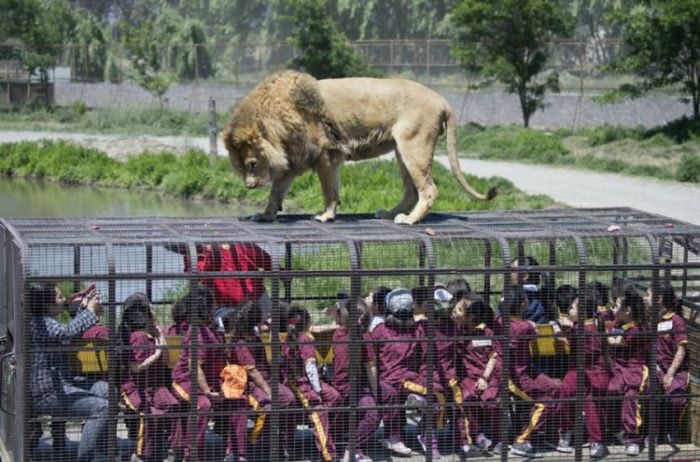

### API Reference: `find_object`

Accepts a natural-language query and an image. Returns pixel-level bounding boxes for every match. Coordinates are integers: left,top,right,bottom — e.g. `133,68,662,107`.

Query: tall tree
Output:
451,0,573,127
0,0,77,106
608,0,700,118
285,0,376,78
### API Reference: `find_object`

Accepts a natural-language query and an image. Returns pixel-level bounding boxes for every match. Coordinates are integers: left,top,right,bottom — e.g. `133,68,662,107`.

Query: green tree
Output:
121,19,176,107
72,10,108,81
451,0,573,127
608,0,700,118
0,0,77,107
285,0,377,78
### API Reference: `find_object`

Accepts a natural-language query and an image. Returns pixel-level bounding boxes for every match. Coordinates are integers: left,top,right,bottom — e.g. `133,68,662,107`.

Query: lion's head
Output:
223,121,289,189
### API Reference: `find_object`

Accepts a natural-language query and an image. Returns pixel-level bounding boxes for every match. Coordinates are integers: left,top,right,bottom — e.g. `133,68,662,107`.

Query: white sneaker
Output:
626,444,640,456
343,450,372,462
382,439,412,456
406,393,427,407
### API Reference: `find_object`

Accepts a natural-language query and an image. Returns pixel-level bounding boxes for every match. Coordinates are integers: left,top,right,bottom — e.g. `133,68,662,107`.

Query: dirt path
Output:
2,130,697,225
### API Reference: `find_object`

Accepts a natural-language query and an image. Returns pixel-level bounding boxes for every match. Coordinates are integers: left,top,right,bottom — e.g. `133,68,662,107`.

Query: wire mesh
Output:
0,208,699,461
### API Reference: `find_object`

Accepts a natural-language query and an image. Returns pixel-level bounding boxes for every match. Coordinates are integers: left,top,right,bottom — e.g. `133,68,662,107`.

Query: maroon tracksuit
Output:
232,336,297,449
655,312,689,434
459,323,502,445
607,321,648,445
559,320,610,444
121,330,180,459
372,322,419,442
331,327,380,454
171,326,247,461
413,319,448,430
508,317,561,444
282,332,339,462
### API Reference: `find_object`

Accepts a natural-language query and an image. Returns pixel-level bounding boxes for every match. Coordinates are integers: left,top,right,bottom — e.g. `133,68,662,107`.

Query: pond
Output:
0,177,254,218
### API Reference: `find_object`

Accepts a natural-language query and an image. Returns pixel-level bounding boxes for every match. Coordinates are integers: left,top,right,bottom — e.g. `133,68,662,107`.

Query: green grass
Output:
446,118,700,183
0,140,556,214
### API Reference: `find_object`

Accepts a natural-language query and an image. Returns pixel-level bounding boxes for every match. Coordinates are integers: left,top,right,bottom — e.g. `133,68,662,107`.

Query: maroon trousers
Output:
560,369,610,443
247,383,297,450
459,377,501,445
122,386,179,459
289,381,340,462
608,364,648,445
509,372,561,444
333,388,380,452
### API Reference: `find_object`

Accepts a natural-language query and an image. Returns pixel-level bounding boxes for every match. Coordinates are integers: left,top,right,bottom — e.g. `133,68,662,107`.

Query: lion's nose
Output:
246,180,257,188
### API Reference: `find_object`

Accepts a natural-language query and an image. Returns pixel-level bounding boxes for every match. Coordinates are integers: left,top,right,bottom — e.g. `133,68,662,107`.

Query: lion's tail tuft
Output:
444,107,497,202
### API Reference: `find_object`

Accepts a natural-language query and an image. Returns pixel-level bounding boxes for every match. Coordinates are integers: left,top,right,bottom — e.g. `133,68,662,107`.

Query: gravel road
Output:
2,130,698,225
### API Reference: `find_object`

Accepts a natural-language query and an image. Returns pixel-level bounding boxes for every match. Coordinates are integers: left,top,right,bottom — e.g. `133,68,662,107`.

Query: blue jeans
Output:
36,381,109,462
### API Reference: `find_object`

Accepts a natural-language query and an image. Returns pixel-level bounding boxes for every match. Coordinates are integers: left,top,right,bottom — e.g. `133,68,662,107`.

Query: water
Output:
0,177,253,218
0,177,258,310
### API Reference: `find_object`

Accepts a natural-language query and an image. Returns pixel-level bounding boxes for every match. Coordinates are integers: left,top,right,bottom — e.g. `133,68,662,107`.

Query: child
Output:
646,283,688,443
502,287,571,457
326,298,379,462
410,286,450,460
452,293,501,456
230,300,297,459
364,286,392,332
370,288,416,457
282,305,340,462
557,289,610,459
166,298,189,336
171,284,248,462
607,282,648,456
511,256,548,323
119,292,179,462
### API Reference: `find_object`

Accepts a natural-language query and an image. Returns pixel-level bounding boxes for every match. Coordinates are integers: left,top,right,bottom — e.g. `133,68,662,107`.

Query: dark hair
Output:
411,286,433,308
579,293,598,319
446,278,471,296
171,297,189,326
500,287,528,317
586,281,609,307
466,293,494,328
175,283,214,326
614,282,646,324
555,284,578,314
370,286,392,316
121,293,151,333
526,256,541,285
656,283,681,313
27,282,57,315
233,300,263,339
285,305,311,339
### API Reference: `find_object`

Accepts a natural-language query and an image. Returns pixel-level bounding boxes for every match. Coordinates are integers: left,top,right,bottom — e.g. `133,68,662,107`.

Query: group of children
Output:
112,276,688,462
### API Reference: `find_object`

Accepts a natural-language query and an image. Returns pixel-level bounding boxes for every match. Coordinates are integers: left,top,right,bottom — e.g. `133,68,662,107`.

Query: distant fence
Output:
0,39,695,129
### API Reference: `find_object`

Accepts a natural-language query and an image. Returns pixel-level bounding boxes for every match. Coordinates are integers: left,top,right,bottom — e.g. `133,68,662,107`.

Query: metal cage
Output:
1,208,699,462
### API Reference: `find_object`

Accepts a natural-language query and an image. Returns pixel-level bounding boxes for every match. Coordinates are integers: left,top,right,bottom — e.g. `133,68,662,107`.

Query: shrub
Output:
456,126,568,163
586,124,644,147
676,153,700,183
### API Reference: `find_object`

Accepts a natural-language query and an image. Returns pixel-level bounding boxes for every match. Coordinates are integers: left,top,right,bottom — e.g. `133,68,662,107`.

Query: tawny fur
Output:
223,70,496,224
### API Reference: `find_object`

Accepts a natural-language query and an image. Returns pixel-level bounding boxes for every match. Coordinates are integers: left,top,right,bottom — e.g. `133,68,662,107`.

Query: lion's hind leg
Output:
375,151,419,221
391,138,438,225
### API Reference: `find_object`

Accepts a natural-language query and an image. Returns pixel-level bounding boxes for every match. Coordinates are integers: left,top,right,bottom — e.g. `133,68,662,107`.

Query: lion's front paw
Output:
314,212,336,223
393,213,417,225
375,209,395,220
245,213,276,222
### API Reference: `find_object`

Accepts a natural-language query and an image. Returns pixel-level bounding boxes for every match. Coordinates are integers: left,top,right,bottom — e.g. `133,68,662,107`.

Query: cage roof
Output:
1,207,698,246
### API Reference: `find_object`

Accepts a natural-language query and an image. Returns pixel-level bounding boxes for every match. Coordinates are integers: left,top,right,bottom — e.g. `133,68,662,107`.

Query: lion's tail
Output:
445,108,497,201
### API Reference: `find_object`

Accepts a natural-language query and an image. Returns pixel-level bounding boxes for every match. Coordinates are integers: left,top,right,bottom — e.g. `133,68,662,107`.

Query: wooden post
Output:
208,97,218,162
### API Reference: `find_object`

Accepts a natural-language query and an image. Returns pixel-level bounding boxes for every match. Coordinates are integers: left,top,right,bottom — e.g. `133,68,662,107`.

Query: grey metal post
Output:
208,97,218,162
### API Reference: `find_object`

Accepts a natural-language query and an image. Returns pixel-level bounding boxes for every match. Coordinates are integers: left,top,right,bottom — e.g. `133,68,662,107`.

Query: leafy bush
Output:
676,153,700,182
586,124,644,146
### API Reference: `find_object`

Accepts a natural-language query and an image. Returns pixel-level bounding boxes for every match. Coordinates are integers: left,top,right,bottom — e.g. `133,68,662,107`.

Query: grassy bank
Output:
446,117,700,183
0,104,220,136
0,140,556,213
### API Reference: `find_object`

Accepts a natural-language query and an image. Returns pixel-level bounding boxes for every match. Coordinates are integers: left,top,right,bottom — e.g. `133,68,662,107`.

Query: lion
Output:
223,70,497,224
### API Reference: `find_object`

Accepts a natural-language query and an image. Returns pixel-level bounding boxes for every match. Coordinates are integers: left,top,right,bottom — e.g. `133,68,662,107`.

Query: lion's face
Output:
224,124,287,189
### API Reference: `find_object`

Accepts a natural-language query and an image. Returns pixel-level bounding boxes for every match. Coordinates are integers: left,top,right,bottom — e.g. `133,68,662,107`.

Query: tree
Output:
0,0,77,107
121,19,176,107
451,0,573,127
608,0,700,118
284,0,377,78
